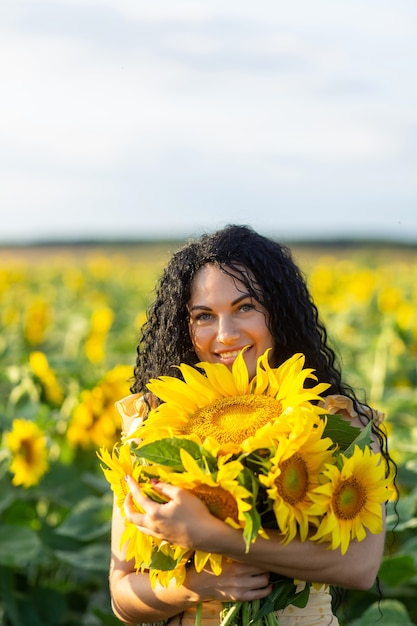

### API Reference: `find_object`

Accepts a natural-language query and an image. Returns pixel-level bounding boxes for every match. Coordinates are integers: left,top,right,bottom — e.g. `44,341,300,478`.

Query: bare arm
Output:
112,483,385,624
199,507,385,590
124,476,385,590
110,502,273,625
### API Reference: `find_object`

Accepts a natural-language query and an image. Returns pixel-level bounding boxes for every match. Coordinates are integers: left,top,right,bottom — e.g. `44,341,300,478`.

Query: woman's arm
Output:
203,509,385,590
110,501,273,625
124,476,385,592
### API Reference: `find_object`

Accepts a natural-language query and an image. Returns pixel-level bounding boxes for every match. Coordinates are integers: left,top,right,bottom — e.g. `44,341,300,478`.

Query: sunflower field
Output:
0,242,416,626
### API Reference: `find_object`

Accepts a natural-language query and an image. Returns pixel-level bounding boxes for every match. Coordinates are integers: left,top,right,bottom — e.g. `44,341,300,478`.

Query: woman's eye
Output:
239,303,255,312
195,312,212,322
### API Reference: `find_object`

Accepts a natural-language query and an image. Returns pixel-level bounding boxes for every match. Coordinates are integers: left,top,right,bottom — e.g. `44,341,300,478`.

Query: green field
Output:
1,241,416,626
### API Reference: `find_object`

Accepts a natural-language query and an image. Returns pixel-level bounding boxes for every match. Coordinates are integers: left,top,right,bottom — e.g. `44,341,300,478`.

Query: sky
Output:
1,0,417,244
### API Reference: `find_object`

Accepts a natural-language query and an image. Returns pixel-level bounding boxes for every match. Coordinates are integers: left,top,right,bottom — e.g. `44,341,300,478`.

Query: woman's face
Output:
188,264,273,379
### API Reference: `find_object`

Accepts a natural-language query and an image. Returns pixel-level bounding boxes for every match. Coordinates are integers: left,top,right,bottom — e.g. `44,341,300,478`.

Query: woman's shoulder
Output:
319,394,384,427
115,393,147,437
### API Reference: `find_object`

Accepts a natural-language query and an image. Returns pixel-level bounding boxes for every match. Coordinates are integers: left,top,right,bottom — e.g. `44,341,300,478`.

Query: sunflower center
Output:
332,478,367,519
191,484,239,523
21,438,35,464
275,454,309,505
185,395,282,444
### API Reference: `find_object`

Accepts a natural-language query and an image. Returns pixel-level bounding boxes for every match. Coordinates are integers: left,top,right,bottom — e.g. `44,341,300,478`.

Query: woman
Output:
109,225,394,625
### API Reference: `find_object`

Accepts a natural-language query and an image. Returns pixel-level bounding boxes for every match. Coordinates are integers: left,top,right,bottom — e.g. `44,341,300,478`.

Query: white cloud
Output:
0,0,416,242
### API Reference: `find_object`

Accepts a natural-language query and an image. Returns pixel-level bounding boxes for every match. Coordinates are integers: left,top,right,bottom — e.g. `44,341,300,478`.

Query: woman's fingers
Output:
124,475,212,523
123,476,250,555
123,476,164,530
186,560,272,603
123,476,209,547
221,561,271,590
125,476,189,509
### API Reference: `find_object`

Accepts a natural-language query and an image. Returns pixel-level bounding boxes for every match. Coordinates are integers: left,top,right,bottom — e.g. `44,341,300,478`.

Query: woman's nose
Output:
217,316,240,344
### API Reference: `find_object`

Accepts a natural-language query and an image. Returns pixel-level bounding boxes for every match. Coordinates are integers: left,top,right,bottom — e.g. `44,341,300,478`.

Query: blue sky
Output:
1,0,416,243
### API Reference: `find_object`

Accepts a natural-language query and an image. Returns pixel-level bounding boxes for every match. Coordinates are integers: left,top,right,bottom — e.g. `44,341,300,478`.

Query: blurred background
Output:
1,0,416,245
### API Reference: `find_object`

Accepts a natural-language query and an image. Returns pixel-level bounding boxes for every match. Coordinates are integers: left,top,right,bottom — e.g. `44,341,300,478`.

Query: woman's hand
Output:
124,476,229,552
185,559,273,603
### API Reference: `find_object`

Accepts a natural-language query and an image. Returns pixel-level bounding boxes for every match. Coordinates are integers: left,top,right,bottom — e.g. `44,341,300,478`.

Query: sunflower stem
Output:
220,602,242,626
249,599,260,626
242,600,250,626
195,602,203,626
265,611,280,626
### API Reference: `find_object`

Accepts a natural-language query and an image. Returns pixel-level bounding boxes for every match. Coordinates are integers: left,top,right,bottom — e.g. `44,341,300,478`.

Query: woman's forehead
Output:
189,263,261,302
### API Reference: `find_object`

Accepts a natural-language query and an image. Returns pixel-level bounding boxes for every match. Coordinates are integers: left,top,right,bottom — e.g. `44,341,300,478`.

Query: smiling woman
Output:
105,224,396,626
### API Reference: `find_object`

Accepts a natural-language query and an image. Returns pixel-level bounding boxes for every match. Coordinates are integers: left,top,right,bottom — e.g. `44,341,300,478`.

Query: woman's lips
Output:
215,347,251,365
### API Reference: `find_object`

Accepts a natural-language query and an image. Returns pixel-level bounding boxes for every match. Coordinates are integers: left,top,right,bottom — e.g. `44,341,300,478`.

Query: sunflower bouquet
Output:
98,349,392,626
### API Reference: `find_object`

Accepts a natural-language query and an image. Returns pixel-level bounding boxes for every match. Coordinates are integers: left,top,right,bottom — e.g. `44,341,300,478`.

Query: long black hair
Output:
133,225,341,389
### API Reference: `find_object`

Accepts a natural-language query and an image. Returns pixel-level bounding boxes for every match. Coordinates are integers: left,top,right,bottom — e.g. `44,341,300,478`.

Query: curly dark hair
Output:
134,224,343,392
132,224,394,476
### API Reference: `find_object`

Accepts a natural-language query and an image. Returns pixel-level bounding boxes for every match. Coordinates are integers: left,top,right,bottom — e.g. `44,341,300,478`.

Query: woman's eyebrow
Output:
189,294,251,313
232,293,252,305
188,304,212,312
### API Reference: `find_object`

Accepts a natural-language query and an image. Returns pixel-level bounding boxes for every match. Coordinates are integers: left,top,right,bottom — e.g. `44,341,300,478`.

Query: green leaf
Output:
386,494,417,532
0,491,17,515
240,468,262,551
378,554,417,587
250,578,309,621
242,508,264,553
36,462,96,508
322,413,362,450
401,534,417,564
134,437,217,471
149,548,179,571
356,599,415,626
0,524,42,567
28,588,67,626
289,582,310,609
343,420,373,457
55,542,110,572
13,600,46,626
55,496,111,541
93,608,123,625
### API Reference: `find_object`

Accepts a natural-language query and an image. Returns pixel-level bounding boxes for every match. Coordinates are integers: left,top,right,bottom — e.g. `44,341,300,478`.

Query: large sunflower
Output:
98,444,168,575
133,350,330,456
308,445,392,554
156,449,253,574
259,413,334,543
